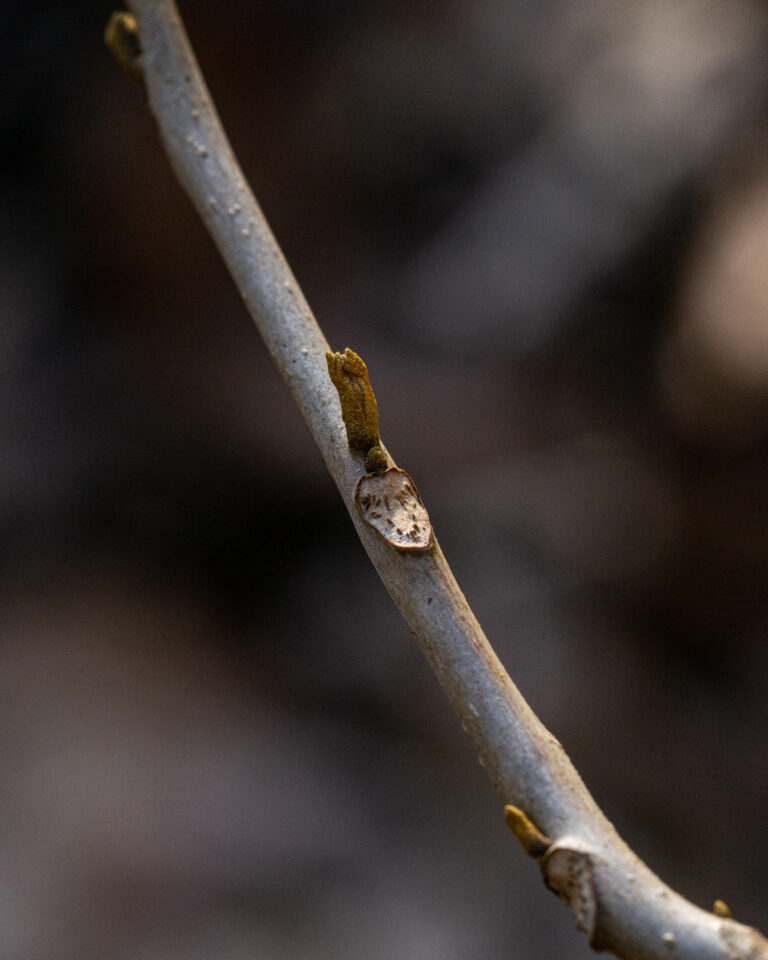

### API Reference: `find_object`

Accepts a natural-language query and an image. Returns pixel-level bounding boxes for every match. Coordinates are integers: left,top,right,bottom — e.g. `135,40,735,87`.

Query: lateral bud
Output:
504,805,552,859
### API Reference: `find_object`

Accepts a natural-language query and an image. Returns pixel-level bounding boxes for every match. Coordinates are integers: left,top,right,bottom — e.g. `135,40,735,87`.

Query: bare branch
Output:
115,3,767,957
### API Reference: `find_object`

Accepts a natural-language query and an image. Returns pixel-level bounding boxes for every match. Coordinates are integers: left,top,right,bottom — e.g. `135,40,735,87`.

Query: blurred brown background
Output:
2,1,768,957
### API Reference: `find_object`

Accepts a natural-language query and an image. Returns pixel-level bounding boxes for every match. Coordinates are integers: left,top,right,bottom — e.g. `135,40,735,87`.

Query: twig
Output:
114,3,767,957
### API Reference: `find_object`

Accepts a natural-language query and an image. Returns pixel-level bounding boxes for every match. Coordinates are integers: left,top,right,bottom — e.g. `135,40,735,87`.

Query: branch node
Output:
327,347,434,551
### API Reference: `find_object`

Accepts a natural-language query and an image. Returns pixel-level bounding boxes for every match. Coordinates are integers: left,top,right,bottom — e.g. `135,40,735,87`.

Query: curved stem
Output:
117,3,767,957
